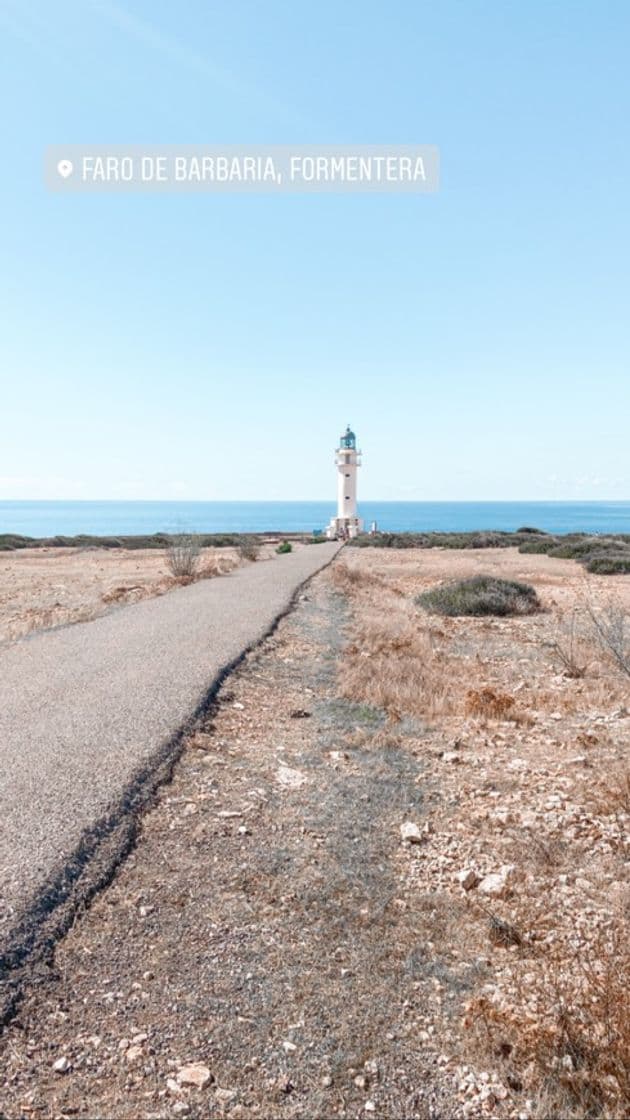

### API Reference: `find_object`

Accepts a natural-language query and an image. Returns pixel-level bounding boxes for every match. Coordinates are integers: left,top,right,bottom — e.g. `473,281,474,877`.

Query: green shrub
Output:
549,537,620,559
416,575,542,617
518,538,559,554
0,531,264,552
468,532,503,548
585,554,630,574
276,540,292,554
0,534,33,550
350,531,552,551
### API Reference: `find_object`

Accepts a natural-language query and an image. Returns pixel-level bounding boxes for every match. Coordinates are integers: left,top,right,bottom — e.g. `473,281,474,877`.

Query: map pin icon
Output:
57,159,73,179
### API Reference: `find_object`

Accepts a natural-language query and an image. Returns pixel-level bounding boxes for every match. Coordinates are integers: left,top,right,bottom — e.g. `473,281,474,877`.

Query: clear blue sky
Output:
1,0,629,501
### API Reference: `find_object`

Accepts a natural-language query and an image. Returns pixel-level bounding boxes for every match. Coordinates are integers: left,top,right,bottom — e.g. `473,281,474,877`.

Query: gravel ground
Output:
0,571,457,1120
0,544,340,1022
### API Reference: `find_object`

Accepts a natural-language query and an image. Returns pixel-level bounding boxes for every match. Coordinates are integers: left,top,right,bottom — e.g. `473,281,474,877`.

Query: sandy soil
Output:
0,546,627,1119
0,546,269,645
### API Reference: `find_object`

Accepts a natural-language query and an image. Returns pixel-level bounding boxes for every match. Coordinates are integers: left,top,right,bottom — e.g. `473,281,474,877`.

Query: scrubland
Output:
334,546,629,1119
0,544,627,1119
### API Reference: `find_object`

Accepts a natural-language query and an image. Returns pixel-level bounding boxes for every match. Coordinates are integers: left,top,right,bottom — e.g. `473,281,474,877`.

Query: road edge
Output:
0,544,343,1031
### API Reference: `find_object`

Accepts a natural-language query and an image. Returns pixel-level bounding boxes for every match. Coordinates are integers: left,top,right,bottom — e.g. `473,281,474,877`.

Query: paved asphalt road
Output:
0,543,340,948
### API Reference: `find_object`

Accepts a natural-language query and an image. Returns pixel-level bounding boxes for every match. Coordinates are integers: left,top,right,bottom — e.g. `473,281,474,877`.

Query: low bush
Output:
585,554,630,574
416,575,542,617
586,599,630,675
167,533,200,579
549,538,621,560
0,534,33,550
276,540,292,554
518,538,559,554
350,531,553,551
0,532,248,551
237,536,260,561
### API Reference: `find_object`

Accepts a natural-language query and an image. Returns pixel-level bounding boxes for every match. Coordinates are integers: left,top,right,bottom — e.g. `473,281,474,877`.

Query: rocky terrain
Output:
334,546,629,1119
0,545,627,1119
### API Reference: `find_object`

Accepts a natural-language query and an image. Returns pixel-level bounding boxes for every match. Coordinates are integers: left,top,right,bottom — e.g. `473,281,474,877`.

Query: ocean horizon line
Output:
2,498,629,539
3,498,629,506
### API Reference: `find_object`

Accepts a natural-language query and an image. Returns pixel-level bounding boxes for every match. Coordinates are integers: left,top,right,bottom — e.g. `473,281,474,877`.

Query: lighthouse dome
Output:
340,425,356,449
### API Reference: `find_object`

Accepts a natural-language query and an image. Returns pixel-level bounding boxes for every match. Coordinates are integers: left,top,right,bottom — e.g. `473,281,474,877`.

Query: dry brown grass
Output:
330,560,404,597
332,561,461,719
332,563,531,724
465,687,516,720
586,596,630,677
592,766,630,816
463,912,630,1119
101,554,232,603
337,603,456,720
548,608,589,679
332,549,630,1118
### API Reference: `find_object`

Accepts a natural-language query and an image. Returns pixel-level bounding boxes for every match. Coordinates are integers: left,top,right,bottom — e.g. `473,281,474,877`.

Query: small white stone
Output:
478,865,515,898
215,1087,237,1103
53,1056,70,1074
400,821,423,844
177,1063,212,1089
277,765,306,788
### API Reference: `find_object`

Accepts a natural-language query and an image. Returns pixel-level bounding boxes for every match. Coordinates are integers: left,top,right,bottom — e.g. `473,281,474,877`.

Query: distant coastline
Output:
1,500,629,538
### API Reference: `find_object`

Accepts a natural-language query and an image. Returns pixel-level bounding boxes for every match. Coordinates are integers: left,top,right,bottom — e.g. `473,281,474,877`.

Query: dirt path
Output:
0,571,456,1120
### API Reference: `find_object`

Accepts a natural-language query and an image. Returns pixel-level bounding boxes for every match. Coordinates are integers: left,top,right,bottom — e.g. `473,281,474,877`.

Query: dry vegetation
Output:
166,533,202,579
0,544,283,644
332,546,630,1119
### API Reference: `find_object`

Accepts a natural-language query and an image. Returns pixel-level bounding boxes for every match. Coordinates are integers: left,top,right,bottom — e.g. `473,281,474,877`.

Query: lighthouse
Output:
326,425,363,540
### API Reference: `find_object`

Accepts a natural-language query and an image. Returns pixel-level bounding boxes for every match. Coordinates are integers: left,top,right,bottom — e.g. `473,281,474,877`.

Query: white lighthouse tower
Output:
326,425,363,540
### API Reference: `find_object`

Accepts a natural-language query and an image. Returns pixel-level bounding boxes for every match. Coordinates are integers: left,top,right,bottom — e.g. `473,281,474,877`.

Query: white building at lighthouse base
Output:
326,514,363,540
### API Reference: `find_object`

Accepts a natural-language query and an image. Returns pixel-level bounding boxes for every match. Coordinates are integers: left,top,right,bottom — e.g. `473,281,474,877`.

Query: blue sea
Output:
1,500,629,537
